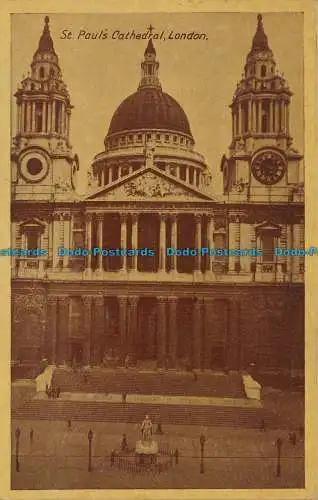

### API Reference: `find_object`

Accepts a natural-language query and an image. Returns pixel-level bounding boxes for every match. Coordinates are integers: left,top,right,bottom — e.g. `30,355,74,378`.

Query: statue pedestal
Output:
135,440,158,455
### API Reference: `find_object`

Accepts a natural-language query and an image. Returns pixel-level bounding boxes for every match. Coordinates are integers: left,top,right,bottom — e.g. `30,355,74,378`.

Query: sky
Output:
11,12,303,195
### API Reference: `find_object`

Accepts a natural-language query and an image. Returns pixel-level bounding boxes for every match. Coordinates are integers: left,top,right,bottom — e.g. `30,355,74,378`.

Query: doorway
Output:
70,342,83,364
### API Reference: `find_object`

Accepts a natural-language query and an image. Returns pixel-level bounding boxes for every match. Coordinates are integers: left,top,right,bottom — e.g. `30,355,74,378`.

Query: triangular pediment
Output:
86,166,216,202
255,220,281,233
20,218,45,230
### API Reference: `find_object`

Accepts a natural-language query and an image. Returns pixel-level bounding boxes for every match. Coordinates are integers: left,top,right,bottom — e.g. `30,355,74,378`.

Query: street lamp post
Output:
275,437,283,477
200,434,206,474
88,429,93,472
15,427,21,472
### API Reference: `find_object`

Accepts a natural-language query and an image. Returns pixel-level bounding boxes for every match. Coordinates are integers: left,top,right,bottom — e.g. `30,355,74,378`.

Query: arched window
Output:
39,67,45,79
261,65,266,77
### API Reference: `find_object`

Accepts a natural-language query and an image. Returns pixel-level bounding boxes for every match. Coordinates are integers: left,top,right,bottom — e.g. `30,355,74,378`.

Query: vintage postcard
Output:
0,0,317,499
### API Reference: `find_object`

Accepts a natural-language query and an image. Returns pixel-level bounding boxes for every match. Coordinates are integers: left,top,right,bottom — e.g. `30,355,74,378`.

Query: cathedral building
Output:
11,15,304,376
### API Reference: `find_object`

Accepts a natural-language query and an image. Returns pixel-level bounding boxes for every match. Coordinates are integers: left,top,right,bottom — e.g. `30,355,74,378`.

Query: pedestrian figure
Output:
122,392,127,403
83,372,88,384
121,433,128,452
56,386,61,399
67,419,72,430
193,371,198,381
289,431,297,446
30,428,34,444
155,422,163,435
260,418,266,432
124,354,130,369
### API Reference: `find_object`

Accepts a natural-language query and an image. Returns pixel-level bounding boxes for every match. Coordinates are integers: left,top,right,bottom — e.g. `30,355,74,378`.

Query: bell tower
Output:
221,14,303,203
11,16,79,201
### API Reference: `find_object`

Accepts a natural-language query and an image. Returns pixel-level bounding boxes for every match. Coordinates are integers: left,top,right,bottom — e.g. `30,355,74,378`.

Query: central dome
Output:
107,87,193,138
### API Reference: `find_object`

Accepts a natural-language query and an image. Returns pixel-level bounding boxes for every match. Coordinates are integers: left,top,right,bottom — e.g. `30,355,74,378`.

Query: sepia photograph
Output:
7,6,313,494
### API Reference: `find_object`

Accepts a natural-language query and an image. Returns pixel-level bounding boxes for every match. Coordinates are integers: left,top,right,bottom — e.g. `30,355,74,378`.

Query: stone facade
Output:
11,16,304,376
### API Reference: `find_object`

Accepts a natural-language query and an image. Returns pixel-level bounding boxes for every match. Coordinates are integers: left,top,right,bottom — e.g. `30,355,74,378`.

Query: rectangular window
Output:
35,103,43,133
262,233,275,262
27,231,39,251
55,101,61,133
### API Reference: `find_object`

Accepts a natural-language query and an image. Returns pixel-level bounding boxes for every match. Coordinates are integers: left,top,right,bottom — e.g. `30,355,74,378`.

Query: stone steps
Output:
12,400,286,429
52,369,245,398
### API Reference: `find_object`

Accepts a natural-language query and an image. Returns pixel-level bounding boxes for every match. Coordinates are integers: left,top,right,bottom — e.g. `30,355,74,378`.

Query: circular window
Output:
27,158,43,176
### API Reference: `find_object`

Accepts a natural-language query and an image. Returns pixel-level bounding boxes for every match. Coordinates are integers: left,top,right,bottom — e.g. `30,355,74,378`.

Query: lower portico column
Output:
131,214,138,271
96,214,104,273
170,215,177,272
118,296,128,362
194,214,202,273
47,296,58,364
83,296,92,365
207,214,215,274
157,297,167,369
92,295,104,364
128,296,138,362
120,214,128,272
57,296,69,365
193,297,203,369
228,212,238,273
168,296,178,368
85,214,93,273
159,214,167,272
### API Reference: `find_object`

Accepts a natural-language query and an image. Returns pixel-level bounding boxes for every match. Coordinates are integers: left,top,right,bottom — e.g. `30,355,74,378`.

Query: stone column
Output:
286,103,290,135
57,296,69,364
96,214,104,272
118,296,128,360
47,296,58,363
234,215,241,271
286,223,293,280
52,215,60,268
170,215,177,272
292,221,301,279
269,100,273,133
157,297,167,368
16,103,21,134
237,103,241,135
193,297,203,369
275,100,279,132
19,102,24,133
101,168,105,186
185,166,190,183
11,221,16,273
62,214,71,269
131,214,138,271
281,101,285,133
257,100,262,133
31,102,36,132
248,100,252,132
207,215,215,273
83,296,92,365
128,296,138,358
42,102,47,133
203,298,212,369
194,214,202,272
85,214,92,271
228,213,237,273
52,100,56,132
159,214,167,272
120,214,127,271
26,102,31,133
109,166,113,183
92,295,104,364
168,296,177,367
227,299,241,370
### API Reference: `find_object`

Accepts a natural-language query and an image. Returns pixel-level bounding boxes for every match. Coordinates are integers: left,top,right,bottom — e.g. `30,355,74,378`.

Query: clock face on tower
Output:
251,151,286,185
19,150,49,183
